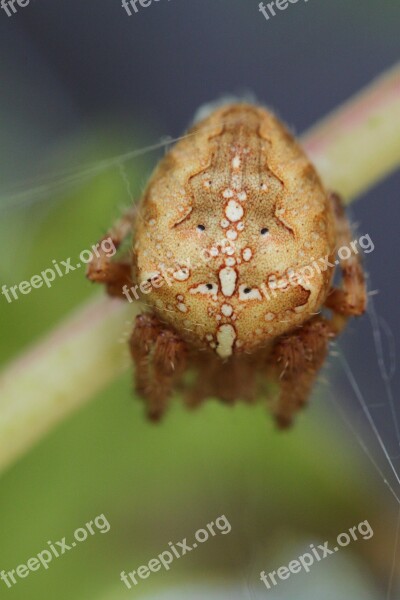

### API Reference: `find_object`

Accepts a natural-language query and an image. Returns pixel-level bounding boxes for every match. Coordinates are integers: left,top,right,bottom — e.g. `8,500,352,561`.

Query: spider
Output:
87,103,366,428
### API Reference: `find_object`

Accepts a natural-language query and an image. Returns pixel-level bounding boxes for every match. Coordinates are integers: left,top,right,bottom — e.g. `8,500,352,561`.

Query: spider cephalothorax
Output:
87,103,366,427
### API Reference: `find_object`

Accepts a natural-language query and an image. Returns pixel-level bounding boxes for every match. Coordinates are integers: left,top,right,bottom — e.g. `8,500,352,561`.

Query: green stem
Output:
1,63,400,474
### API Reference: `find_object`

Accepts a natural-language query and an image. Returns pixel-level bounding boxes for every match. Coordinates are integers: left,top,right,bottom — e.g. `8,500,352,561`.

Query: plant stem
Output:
303,62,400,201
1,63,400,474
0,297,134,473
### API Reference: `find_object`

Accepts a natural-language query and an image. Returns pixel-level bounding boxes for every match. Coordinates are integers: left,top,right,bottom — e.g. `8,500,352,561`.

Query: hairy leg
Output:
268,316,333,428
86,207,137,298
268,193,368,428
183,352,260,410
183,353,220,409
324,192,367,329
130,313,187,421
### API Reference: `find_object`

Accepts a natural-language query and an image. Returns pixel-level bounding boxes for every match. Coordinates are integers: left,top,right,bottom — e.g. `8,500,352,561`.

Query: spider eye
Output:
244,287,252,294
261,228,269,236
197,224,206,232
206,283,213,290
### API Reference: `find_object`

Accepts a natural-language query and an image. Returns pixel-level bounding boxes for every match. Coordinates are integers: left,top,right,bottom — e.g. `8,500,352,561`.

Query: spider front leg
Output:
129,313,187,422
268,316,333,429
86,207,137,298
324,192,367,328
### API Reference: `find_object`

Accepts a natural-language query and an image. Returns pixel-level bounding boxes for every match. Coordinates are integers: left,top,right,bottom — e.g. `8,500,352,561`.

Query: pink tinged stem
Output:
303,62,400,202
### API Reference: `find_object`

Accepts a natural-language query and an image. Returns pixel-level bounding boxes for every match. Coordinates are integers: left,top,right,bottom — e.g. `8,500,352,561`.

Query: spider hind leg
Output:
269,316,333,429
129,313,187,422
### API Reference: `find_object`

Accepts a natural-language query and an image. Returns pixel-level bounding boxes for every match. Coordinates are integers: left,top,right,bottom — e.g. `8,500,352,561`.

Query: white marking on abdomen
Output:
242,248,252,262
225,200,244,222
223,188,234,198
232,155,241,170
190,283,218,297
216,324,236,358
173,268,190,281
221,303,233,317
226,230,238,241
239,285,262,300
219,267,237,297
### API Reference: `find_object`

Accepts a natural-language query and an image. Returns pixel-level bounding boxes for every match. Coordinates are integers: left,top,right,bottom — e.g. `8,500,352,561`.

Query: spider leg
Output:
269,194,367,428
183,353,218,409
129,313,187,421
268,315,333,429
86,207,137,298
324,192,367,332
183,353,259,410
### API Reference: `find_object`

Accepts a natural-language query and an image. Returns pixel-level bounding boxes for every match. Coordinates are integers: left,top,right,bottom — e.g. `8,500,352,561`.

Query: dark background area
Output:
1,0,399,170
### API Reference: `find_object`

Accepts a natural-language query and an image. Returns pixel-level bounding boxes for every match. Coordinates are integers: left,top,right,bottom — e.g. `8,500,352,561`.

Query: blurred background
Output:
0,1,399,598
